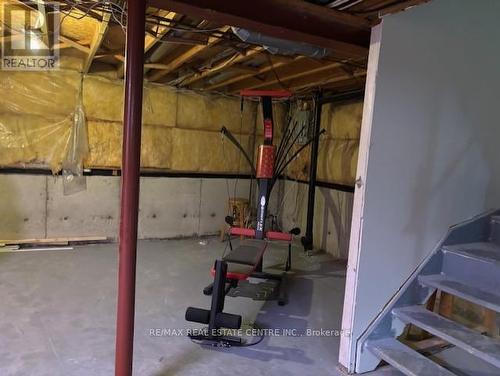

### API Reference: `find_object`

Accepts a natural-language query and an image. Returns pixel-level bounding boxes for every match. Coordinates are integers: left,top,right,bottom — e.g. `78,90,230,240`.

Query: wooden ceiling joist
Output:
226,58,365,93
280,68,366,92
228,64,259,74
148,0,372,59
7,0,431,95
318,76,366,94
117,10,176,79
58,35,91,54
83,6,112,74
357,0,430,17
205,55,305,91
151,34,208,46
144,11,177,52
178,47,262,87
36,0,49,47
147,25,230,82
113,54,173,70
0,33,25,43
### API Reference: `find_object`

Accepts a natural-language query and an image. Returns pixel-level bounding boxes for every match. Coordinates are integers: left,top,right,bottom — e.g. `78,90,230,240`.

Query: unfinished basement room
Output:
1,0,500,375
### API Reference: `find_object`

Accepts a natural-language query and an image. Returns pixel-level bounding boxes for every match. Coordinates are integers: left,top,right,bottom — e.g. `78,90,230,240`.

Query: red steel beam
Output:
148,0,372,58
115,0,146,375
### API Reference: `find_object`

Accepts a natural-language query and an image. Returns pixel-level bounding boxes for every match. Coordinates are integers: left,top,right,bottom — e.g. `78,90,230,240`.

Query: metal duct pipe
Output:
231,27,329,58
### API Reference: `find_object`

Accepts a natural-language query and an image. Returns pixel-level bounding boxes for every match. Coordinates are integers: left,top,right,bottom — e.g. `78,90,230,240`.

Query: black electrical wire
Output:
265,54,290,90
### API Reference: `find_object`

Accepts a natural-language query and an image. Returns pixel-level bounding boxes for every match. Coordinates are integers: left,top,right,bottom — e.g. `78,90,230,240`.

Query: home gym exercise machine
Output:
185,90,325,347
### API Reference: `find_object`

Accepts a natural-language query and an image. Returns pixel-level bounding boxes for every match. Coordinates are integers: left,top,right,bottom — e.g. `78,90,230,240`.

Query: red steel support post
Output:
115,1,146,375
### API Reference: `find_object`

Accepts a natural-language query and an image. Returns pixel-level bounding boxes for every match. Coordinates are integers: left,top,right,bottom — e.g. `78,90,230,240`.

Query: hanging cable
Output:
275,124,306,175
232,98,246,199
274,119,298,171
264,54,290,90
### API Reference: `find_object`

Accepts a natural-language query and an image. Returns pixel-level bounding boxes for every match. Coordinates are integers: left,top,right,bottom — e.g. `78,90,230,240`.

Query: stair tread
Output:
394,305,500,368
368,338,456,376
419,274,500,312
443,242,500,263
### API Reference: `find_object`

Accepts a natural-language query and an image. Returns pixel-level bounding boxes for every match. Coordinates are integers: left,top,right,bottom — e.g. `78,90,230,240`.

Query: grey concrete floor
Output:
0,237,352,376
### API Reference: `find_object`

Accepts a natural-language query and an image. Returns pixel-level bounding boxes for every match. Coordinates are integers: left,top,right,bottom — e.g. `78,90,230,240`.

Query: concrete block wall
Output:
0,174,250,240
0,174,47,239
47,175,119,238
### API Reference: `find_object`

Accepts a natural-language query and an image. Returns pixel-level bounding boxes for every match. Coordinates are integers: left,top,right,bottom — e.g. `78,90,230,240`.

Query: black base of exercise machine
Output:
185,231,295,346
202,259,290,305
185,260,244,347
185,89,323,347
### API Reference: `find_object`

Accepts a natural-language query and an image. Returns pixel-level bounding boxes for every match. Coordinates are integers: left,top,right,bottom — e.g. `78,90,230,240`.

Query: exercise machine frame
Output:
185,89,320,346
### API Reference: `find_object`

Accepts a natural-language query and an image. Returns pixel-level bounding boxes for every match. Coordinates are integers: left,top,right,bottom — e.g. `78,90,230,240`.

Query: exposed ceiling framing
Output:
4,0,430,95
83,5,113,74
148,0,372,59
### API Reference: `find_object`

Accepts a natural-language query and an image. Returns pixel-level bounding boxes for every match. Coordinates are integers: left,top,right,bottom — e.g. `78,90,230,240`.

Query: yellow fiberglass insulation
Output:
0,70,259,173
0,112,72,172
285,146,311,181
176,91,257,134
0,68,359,185
170,128,253,173
284,101,363,186
317,139,359,186
83,76,178,126
59,8,100,46
321,101,362,140
86,121,173,169
85,120,122,168
0,70,80,117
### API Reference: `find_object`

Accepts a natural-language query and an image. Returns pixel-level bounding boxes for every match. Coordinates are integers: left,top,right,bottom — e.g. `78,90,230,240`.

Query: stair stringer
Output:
354,209,498,373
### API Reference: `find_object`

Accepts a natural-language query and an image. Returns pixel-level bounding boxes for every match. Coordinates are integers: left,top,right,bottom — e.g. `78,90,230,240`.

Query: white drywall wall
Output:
0,174,250,240
339,0,500,372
